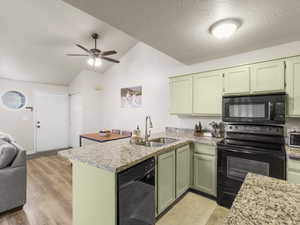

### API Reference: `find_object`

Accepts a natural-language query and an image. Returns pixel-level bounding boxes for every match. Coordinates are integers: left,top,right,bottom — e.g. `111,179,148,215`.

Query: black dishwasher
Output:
118,157,155,225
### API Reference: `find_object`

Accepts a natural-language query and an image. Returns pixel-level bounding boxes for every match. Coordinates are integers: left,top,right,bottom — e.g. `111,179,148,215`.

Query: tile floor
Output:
156,192,229,225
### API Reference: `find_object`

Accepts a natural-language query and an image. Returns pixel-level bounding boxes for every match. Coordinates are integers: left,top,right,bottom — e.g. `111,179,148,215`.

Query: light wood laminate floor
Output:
0,156,228,225
0,156,72,225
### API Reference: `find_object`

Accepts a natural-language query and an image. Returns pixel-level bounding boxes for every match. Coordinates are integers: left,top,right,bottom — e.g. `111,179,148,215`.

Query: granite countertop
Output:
59,132,221,173
223,173,300,225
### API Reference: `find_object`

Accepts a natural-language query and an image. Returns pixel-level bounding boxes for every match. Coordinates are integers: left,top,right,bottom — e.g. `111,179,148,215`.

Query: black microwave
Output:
222,93,286,124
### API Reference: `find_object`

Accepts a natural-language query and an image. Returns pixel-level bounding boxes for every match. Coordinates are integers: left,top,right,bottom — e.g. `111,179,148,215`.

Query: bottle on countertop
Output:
130,125,142,144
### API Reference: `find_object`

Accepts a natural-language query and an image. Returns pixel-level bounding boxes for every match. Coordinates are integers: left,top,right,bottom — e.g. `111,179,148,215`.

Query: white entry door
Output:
34,92,69,152
70,94,83,148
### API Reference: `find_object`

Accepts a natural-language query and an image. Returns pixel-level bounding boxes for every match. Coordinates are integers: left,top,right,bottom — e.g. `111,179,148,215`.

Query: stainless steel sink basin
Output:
134,137,179,147
150,137,178,144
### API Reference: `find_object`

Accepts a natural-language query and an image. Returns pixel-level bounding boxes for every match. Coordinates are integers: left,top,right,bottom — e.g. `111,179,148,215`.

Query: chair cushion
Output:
0,140,18,169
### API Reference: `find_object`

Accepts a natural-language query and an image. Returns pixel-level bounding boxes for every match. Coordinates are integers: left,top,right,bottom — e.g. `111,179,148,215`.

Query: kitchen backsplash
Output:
165,127,195,137
170,117,300,145
176,115,221,131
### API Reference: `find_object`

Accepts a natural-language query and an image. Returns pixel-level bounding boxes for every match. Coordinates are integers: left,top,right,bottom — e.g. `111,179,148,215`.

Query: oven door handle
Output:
221,147,272,155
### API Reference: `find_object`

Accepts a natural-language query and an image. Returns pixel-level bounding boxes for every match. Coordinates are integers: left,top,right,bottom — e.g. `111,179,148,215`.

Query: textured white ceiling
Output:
0,0,137,85
62,0,300,65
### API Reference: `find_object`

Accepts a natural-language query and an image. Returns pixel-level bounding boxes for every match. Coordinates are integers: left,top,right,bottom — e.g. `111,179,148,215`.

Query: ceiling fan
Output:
66,33,120,67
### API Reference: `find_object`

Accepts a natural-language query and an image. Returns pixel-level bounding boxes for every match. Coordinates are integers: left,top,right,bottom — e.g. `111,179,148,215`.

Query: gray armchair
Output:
0,149,27,213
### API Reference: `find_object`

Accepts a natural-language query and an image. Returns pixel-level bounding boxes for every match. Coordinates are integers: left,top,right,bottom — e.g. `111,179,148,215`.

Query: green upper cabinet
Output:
168,56,300,115
193,71,223,115
176,145,191,198
286,56,300,117
223,65,251,95
169,76,193,114
251,59,285,94
157,150,176,214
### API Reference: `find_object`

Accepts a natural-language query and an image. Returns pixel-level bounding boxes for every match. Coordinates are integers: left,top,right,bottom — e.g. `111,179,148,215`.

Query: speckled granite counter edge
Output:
222,173,300,225
59,133,220,173
59,138,193,173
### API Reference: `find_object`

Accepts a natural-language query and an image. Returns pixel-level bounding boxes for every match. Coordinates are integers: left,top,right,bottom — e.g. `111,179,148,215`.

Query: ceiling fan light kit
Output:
67,33,120,67
87,57,102,67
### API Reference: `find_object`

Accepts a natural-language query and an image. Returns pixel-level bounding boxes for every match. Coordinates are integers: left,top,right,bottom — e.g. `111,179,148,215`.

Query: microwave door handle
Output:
268,102,271,120
268,102,274,120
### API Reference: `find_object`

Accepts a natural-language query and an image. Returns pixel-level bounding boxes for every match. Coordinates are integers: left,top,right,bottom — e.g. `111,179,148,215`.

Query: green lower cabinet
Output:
288,171,300,184
193,153,216,197
288,158,300,184
157,150,176,214
176,145,191,198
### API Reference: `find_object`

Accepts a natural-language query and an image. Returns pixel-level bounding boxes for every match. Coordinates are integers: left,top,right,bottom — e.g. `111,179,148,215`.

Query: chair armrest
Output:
0,166,27,213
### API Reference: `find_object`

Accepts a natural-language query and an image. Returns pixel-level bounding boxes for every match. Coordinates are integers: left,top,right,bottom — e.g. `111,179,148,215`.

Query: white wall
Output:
100,43,221,133
98,40,300,134
69,70,104,134
0,78,68,152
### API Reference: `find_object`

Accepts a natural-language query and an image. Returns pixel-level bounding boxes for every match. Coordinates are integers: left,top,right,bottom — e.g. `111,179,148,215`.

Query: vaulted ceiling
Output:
0,0,137,85
2,0,300,85
62,0,300,64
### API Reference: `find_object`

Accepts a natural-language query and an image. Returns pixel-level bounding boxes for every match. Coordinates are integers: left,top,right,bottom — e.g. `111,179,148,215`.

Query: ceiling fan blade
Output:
66,54,89,56
101,56,120,63
101,50,117,56
76,44,90,53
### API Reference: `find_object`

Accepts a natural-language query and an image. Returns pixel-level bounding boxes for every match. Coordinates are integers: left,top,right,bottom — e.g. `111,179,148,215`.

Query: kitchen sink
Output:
150,137,178,144
134,137,179,147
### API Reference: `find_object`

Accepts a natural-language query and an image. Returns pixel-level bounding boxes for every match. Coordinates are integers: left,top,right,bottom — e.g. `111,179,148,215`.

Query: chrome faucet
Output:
145,116,153,142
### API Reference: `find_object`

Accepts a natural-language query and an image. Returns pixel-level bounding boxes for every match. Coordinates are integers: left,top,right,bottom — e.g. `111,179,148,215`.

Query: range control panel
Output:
225,124,284,136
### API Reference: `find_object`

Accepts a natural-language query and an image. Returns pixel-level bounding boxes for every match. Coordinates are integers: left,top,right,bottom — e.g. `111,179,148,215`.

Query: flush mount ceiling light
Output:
210,19,241,39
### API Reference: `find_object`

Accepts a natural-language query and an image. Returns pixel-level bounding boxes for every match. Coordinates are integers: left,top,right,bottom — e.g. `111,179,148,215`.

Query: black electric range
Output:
217,124,286,208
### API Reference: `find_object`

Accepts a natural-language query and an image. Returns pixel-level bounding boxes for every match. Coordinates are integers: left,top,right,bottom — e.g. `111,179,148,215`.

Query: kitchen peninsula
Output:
60,131,220,225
